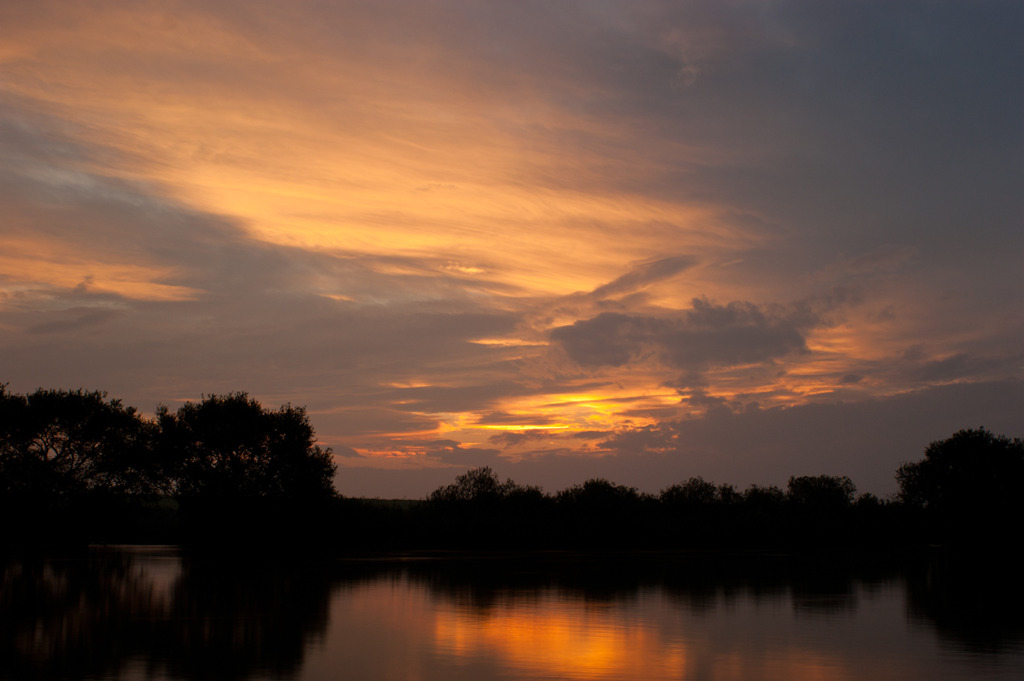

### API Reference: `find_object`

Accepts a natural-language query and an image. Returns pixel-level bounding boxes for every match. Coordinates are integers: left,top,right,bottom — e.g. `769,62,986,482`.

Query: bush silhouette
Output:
660,477,720,507
786,475,856,510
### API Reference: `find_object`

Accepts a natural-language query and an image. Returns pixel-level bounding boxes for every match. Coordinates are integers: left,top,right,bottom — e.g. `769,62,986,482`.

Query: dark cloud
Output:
831,344,1024,395
679,389,733,415
572,430,609,440
487,430,555,449
590,255,696,299
474,412,558,426
550,298,807,371
27,308,122,334
406,439,502,466
909,353,971,383
291,407,440,441
380,383,528,416
900,352,1022,385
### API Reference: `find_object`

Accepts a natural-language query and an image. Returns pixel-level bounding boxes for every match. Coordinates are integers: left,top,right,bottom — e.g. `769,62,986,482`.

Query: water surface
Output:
2,547,1021,680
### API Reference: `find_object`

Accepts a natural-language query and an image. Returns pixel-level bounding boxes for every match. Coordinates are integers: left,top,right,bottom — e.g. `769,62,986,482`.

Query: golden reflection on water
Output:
433,594,687,680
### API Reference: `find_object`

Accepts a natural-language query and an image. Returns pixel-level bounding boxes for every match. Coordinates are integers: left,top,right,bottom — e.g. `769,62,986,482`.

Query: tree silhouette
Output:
428,466,517,504
0,386,158,497
742,484,786,507
557,478,648,509
425,467,548,548
157,393,336,500
896,428,1024,528
555,478,655,547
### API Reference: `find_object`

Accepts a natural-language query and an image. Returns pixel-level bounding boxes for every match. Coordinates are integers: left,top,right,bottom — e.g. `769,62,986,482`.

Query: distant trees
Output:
555,479,656,546
428,466,535,504
659,477,748,546
422,469,902,549
786,475,856,510
425,466,548,548
556,478,649,510
660,477,720,507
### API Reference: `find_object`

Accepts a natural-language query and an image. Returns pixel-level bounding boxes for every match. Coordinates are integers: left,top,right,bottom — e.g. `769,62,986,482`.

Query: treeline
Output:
345,427,1023,551
343,469,893,550
2,386,1021,551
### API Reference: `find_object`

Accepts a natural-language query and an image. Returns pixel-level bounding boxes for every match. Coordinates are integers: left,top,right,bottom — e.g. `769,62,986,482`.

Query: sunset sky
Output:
2,0,1021,498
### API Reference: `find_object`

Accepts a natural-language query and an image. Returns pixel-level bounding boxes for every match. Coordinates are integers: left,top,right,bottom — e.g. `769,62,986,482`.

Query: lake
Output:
2,546,1021,680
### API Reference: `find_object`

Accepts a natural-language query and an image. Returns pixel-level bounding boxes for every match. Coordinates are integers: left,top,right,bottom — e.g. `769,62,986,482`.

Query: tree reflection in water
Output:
904,549,1024,655
0,547,335,681
1,548,170,680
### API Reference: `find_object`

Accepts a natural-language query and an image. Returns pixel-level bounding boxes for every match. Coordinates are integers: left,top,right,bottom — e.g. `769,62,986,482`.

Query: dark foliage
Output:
415,468,917,550
555,478,657,548
0,386,159,498
157,393,336,500
897,427,1024,513
786,475,856,509
660,476,721,507
896,427,1024,542
0,387,337,547
428,466,528,504
424,467,551,549
0,387,336,504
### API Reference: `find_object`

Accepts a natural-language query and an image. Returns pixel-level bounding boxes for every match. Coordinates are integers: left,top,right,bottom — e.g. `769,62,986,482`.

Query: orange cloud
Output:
0,237,199,303
1,3,756,304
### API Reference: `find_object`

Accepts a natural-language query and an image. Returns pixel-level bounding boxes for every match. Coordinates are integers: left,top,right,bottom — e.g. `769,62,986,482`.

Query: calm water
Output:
2,547,1021,680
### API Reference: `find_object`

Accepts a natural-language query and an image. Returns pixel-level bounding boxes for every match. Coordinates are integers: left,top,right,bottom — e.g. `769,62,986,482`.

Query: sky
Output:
1,0,1021,499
